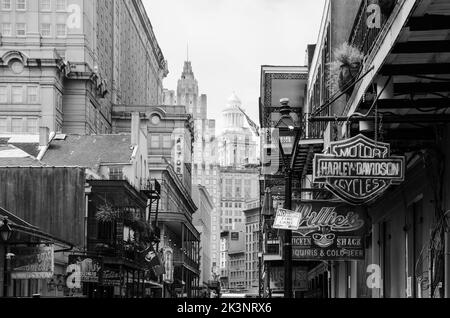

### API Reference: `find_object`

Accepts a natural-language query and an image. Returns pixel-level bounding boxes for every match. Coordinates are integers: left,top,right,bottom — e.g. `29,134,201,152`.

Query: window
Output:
0,86,7,103
16,23,26,36
26,118,38,134
12,86,23,103
40,23,51,37
1,23,12,36
56,24,66,37
16,0,26,10
11,118,23,133
40,0,51,11
27,86,38,104
162,135,172,148
150,135,160,148
1,0,11,10
109,167,124,180
56,0,66,11
0,118,7,133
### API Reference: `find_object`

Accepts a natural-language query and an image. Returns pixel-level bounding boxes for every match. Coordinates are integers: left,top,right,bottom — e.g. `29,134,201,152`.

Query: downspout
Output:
445,223,450,298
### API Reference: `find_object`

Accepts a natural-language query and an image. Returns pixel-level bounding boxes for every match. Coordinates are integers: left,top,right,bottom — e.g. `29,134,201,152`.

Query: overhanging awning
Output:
0,207,73,249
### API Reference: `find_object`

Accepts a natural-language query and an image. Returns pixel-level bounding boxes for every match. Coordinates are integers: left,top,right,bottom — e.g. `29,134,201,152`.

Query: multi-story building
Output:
0,0,167,134
0,113,159,298
243,200,261,293
112,104,200,298
192,185,214,286
304,0,450,299
259,65,315,298
219,226,245,292
164,60,222,277
218,93,258,167
220,166,259,232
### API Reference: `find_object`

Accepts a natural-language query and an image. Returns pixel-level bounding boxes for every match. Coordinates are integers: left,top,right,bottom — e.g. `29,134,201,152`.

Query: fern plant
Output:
327,42,364,95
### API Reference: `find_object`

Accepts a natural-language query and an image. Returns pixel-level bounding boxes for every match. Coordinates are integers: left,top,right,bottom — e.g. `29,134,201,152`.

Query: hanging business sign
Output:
291,202,368,261
313,134,405,205
273,208,301,230
10,245,54,279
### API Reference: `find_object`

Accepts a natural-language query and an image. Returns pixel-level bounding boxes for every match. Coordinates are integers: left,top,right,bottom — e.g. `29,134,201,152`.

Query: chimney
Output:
39,127,50,147
131,112,140,145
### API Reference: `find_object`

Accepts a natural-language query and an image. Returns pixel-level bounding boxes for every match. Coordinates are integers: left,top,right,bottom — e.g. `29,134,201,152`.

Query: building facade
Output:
243,200,261,293
192,185,214,286
164,60,222,277
0,0,167,135
112,104,201,298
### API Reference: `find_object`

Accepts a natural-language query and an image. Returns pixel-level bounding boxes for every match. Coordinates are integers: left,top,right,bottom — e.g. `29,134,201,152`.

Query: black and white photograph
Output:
0,0,449,310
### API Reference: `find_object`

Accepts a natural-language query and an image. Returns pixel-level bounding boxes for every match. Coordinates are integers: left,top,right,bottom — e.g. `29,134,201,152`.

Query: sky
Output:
143,0,326,131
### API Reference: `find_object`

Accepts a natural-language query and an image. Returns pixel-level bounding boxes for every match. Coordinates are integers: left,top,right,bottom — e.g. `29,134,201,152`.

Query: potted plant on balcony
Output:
328,42,364,96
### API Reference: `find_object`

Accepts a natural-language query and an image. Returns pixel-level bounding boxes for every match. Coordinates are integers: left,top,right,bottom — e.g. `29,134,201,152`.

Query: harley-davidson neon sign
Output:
313,134,405,205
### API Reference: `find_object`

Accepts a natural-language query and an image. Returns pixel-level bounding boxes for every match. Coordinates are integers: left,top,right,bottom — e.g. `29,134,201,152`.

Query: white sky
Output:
143,0,326,130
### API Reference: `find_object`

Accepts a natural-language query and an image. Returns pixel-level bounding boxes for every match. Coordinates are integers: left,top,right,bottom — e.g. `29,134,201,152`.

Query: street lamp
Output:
275,98,297,299
1,218,13,298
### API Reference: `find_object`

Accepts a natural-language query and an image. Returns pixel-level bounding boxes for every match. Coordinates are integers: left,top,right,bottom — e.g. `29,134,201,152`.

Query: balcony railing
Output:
349,0,398,57
302,113,325,140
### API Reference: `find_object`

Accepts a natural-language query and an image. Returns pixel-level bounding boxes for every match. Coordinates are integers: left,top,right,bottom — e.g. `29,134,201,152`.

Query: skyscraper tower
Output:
164,60,222,278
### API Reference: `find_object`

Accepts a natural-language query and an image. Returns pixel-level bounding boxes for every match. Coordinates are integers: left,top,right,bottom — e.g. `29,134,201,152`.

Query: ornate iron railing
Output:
301,114,325,140
349,0,398,57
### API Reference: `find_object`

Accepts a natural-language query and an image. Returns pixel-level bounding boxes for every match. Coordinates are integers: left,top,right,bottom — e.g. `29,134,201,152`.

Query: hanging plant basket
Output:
328,43,364,96
338,62,361,93
96,204,121,222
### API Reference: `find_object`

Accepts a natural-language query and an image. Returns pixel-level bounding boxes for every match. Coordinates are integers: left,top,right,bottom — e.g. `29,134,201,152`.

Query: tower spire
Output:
187,43,189,62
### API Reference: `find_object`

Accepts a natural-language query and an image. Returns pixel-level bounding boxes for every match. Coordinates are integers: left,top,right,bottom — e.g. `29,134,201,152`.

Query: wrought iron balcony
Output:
301,113,325,140
349,0,398,57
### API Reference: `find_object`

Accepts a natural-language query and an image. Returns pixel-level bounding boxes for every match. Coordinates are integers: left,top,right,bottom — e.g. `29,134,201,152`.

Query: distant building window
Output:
56,24,66,37
26,118,38,134
0,86,7,103
0,117,7,133
162,135,172,148
40,0,51,11
40,23,51,37
1,23,12,36
16,0,26,10
109,167,124,180
1,0,11,10
12,86,23,103
11,118,22,133
56,0,66,11
150,135,160,148
27,86,38,104
16,23,26,36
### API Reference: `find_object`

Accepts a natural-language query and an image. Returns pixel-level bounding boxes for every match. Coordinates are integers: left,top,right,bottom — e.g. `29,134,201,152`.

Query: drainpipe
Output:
445,229,450,298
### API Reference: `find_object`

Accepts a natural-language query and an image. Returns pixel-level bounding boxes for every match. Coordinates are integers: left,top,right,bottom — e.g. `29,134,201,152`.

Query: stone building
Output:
0,0,167,135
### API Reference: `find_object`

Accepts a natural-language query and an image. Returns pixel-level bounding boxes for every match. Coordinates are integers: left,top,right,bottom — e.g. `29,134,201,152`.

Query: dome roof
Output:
227,92,242,107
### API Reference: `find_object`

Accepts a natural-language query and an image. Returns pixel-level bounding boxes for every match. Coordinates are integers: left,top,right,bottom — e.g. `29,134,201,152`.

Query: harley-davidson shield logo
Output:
312,134,405,205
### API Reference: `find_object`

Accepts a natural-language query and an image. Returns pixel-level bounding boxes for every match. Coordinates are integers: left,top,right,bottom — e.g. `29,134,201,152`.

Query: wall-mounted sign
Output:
11,245,54,279
270,266,308,291
313,134,405,205
291,202,368,261
273,208,301,230
66,255,102,286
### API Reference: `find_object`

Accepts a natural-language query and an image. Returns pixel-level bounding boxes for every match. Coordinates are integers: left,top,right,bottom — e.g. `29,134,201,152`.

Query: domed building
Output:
218,93,258,167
